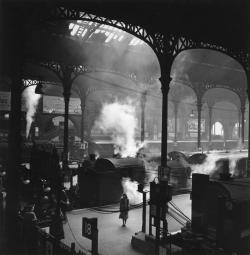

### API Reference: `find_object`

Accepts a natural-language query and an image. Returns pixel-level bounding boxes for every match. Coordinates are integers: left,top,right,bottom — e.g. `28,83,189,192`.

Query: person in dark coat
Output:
119,194,129,226
22,204,38,254
49,208,64,240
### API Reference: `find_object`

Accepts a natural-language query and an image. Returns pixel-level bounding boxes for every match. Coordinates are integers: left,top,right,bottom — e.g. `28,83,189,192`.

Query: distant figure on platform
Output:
49,208,65,240
119,193,129,226
60,187,70,221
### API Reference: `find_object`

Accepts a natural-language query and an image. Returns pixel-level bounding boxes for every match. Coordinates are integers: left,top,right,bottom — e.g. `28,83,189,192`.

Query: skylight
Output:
68,20,144,46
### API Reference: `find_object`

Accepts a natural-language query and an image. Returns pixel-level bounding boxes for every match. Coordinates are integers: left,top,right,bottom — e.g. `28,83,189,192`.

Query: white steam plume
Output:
121,178,149,205
191,151,248,177
94,99,143,157
22,86,41,138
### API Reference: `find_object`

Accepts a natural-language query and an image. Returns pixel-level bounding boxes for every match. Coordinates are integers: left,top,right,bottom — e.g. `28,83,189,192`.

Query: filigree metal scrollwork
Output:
39,61,89,82
46,5,249,71
171,36,249,71
22,78,40,91
48,6,155,50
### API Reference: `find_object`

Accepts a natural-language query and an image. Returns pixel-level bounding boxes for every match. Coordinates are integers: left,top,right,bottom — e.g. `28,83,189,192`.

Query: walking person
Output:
119,194,129,226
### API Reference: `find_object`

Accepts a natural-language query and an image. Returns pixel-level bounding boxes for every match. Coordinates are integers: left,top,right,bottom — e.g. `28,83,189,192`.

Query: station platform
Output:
59,193,191,255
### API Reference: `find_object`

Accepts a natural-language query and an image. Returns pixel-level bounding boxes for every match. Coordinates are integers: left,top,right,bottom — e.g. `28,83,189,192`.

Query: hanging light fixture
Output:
189,110,194,117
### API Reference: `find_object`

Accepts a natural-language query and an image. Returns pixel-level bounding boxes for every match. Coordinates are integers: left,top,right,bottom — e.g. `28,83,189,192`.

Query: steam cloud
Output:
122,177,149,205
94,99,143,157
22,85,41,138
190,151,248,176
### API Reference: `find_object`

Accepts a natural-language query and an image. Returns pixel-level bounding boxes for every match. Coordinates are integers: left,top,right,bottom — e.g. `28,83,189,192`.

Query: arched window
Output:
212,122,224,136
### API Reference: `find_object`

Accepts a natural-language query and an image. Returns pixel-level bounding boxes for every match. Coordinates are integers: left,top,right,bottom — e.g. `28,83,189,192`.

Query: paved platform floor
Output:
61,194,191,255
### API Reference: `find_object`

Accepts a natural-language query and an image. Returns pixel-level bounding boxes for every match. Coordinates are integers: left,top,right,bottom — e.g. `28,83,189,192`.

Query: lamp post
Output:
137,184,146,233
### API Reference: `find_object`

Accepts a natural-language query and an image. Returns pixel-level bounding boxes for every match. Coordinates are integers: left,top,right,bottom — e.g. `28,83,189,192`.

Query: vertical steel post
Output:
174,102,178,143
5,8,24,248
141,91,147,143
62,67,73,172
159,58,172,170
6,70,23,249
142,191,146,233
238,110,241,140
155,204,161,255
197,98,202,150
247,73,250,176
241,105,246,145
208,106,213,144
92,228,98,255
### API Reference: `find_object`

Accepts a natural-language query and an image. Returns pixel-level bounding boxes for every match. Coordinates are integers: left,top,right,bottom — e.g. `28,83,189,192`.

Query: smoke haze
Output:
122,177,149,205
190,151,248,176
94,99,143,157
22,85,41,138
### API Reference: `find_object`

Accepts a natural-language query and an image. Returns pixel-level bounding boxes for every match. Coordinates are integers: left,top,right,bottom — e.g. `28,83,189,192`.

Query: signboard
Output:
82,217,97,240
187,119,205,132
43,96,81,114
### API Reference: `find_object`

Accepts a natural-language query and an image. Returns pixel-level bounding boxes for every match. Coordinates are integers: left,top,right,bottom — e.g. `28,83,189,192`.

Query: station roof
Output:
56,0,249,53
1,0,249,106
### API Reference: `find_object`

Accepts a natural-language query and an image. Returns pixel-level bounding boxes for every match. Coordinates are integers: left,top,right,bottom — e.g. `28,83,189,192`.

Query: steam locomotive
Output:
171,159,250,255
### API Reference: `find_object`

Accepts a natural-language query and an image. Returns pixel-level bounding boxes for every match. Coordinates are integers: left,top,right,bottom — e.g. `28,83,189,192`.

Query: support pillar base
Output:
131,232,182,255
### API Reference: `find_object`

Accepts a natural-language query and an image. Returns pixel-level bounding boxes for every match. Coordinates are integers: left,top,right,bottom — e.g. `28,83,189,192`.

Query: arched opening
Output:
232,122,240,139
211,121,224,138
170,48,246,152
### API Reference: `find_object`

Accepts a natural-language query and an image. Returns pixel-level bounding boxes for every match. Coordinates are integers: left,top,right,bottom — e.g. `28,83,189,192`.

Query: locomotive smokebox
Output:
95,157,145,181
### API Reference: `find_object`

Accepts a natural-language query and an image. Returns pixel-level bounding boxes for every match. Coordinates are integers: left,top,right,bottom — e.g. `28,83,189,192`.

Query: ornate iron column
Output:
4,6,26,249
61,65,73,171
247,72,250,176
140,91,147,143
6,66,23,248
160,73,171,168
240,101,246,145
173,101,179,143
208,106,213,144
197,96,203,150
238,109,241,139
79,87,95,143
39,62,88,171
80,99,85,143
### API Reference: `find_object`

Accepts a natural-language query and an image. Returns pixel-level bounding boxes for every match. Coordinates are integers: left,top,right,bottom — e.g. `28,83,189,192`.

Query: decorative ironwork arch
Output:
173,79,247,115
45,6,156,53
42,5,249,74
171,37,249,72
201,82,247,103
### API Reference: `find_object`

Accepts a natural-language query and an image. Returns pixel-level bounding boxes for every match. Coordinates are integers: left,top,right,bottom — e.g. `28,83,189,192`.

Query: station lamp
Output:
189,110,194,117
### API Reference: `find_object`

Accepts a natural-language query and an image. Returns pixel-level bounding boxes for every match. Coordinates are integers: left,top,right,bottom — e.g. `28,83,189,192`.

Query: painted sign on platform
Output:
187,119,205,132
82,217,97,240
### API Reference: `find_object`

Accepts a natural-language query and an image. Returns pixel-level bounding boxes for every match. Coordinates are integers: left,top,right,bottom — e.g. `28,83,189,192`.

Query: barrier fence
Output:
17,216,88,255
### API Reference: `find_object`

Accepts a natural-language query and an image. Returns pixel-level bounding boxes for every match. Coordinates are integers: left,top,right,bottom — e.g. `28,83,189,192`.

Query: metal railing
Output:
17,215,87,255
